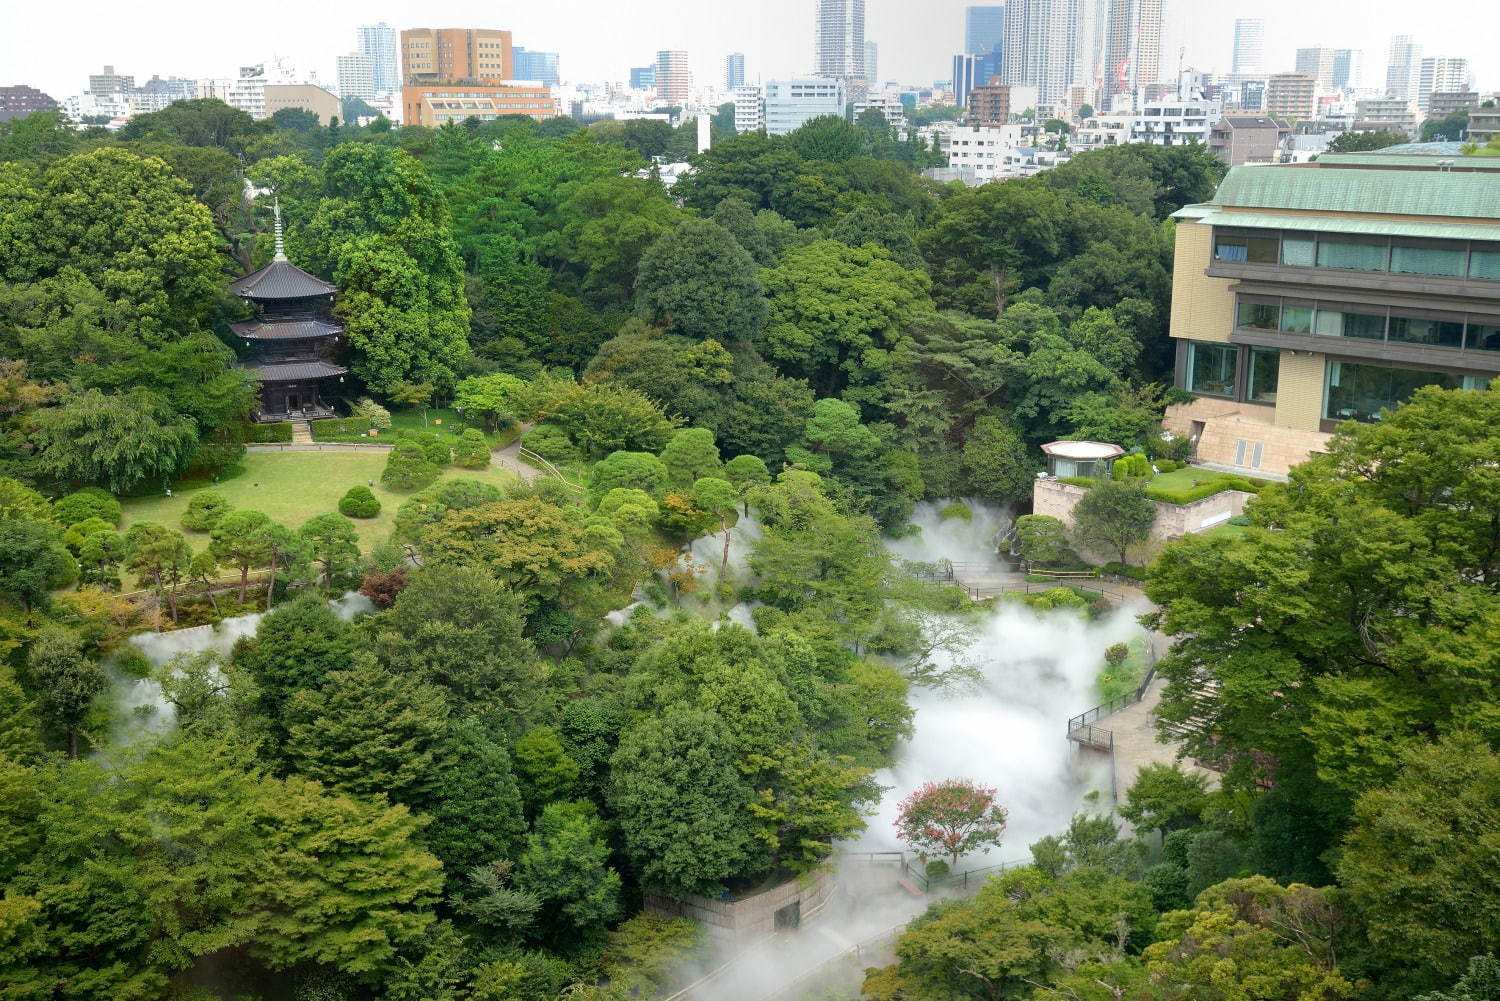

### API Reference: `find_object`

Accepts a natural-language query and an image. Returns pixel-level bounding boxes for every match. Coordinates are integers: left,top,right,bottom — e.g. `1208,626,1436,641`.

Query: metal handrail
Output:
516,446,585,492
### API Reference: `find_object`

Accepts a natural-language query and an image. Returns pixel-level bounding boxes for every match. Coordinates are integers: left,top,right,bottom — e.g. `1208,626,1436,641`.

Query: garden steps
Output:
289,420,313,444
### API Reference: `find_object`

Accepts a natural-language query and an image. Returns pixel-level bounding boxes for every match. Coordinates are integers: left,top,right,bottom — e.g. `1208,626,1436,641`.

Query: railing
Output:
516,446,585,493
1065,644,1158,747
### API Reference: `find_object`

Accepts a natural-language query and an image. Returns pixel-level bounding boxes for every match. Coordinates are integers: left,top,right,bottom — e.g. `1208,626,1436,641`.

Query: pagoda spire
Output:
272,196,287,262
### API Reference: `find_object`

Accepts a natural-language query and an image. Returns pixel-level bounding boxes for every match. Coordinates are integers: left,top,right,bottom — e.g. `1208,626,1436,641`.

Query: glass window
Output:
1248,347,1280,403
1317,239,1388,271
1282,236,1315,267
1388,314,1464,348
1214,234,1279,263
1237,299,1280,330
1188,341,1238,397
1470,249,1500,280
1315,307,1386,340
1468,321,1500,351
1391,243,1465,277
1325,361,1465,423
1281,304,1313,333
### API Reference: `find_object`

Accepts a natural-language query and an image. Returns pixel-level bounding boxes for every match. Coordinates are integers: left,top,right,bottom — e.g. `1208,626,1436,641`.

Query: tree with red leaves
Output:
894,778,1008,867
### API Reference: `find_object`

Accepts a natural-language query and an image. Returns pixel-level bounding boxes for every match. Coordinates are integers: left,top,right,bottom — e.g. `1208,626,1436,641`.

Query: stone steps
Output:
290,420,313,444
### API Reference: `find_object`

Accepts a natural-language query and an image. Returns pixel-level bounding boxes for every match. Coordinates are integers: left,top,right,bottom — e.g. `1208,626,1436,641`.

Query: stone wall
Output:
1164,396,1331,478
643,867,836,943
1031,477,1255,545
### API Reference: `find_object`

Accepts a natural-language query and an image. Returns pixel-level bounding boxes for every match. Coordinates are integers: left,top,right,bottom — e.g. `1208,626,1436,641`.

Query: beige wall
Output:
1272,350,1326,432
644,867,835,943
1031,477,1255,545
1170,219,1236,346
263,85,340,123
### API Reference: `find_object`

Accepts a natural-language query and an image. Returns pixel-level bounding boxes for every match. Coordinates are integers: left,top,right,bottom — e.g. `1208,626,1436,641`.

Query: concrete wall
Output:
1032,477,1256,544
1164,395,1331,477
1169,219,1236,346
644,867,836,944
1272,349,1326,432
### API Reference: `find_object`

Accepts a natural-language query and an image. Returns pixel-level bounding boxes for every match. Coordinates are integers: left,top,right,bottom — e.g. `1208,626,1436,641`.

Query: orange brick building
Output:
401,84,556,126
400,28,514,85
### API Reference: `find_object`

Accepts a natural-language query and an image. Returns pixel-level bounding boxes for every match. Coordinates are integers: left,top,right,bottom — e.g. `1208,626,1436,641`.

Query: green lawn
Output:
1147,467,1238,491
1204,521,1251,539
121,450,519,550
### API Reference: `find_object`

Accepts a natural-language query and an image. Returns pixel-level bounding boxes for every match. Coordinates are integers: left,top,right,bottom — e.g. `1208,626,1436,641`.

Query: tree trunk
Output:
167,581,179,624
991,264,1009,315
67,729,77,759
238,563,249,604
720,519,732,585
265,556,278,612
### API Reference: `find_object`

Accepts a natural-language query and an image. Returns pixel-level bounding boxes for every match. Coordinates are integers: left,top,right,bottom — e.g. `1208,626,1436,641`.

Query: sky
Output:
3,0,1496,100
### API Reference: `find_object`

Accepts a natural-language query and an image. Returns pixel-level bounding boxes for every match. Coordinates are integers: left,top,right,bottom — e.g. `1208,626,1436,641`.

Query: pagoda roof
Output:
229,259,337,300
248,360,348,383
230,317,343,341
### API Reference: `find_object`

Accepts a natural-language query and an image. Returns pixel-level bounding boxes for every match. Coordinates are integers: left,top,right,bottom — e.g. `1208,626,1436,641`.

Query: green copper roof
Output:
1212,164,1500,221
1182,209,1500,243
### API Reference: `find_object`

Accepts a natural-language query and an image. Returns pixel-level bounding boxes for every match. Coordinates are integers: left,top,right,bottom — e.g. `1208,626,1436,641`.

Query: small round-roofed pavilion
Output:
1040,441,1125,479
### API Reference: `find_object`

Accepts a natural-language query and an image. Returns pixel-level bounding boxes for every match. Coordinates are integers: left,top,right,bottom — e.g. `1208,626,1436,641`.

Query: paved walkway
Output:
1100,671,1217,805
490,432,541,481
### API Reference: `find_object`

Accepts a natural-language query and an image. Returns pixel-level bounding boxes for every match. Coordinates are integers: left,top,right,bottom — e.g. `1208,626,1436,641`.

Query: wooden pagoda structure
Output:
229,205,347,422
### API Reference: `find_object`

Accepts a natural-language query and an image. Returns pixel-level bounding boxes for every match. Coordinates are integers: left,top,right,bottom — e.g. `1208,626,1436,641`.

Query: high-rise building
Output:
968,80,1013,125
1295,48,1336,91
337,52,374,101
1231,19,1264,76
1385,35,1421,101
1417,57,1469,114
764,77,847,134
965,6,1006,55
733,84,765,132
629,66,656,90
1266,72,1318,122
655,50,691,104
815,0,866,85
400,28,514,85
1331,49,1361,92
130,76,197,113
514,49,560,88
726,52,746,90
1003,0,1081,105
1102,0,1162,107
0,85,58,122
953,54,980,107
88,65,134,98
357,23,399,94
865,41,879,85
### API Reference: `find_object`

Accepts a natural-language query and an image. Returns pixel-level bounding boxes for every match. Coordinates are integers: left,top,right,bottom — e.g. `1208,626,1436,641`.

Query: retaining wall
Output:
1032,478,1254,542
644,867,836,943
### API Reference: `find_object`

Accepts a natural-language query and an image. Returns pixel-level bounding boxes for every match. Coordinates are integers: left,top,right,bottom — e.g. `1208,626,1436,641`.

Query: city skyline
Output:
3,0,1497,100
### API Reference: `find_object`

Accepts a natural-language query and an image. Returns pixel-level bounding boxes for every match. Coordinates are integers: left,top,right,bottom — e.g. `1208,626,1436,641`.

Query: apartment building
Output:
1128,98,1218,146
1208,116,1290,165
1470,107,1500,144
1164,154,1500,476
733,84,765,133
1266,72,1318,122
764,78,846,135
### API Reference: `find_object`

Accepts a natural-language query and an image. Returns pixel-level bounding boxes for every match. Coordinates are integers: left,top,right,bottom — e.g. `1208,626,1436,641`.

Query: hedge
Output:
1101,561,1148,581
1057,476,1098,488
246,422,293,443
1146,476,1263,505
311,416,373,439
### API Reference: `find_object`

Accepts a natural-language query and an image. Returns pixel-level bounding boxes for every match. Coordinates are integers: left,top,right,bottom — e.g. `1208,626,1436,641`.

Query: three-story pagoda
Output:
229,208,347,422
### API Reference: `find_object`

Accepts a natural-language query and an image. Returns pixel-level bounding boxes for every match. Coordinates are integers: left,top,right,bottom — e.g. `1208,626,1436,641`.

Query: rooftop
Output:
1210,160,1500,221
229,260,337,300
230,318,343,341
247,360,348,383
1041,441,1126,461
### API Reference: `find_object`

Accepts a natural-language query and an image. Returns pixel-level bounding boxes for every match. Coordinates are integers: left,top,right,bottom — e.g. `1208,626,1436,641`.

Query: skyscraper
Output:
514,49,560,88
1003,0,1079,105
400,28,514,85
965,6,1006,55
726,52,746,90
655,50,691,104
1231,18,1264,76
1417,56,1469,114
337,52,374,101
1295,47,1336,91
1102,0,1161,106
865,41,879,85
1385,34,1421,101
1331,49,1362,92
629,66,656,90
357,23,399,94
815,0,866,84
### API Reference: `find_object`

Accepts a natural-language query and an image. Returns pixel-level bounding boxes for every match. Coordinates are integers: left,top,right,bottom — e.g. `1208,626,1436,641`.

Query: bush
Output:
185,437,246,478
312,416,373,438
180,492,233,532
1101,561,1148,581
1146,476,1261,505
1227,514,1251,526
1112,454,1152,480
1153,459,1181,473
524,423,579,462
359,566,408,608
381,439,440,491
53,487,121,528
454,428,491,469
937,502,973,522
924,859,950,878
1155,433,1195,463
352,397,392,430
338,485,382,518
419,437,451,467
246,422,293,443
1057,476,1097,488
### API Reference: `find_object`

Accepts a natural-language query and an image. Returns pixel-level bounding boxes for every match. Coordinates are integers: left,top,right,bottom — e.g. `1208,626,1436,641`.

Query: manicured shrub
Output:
454,428,490,469
1112,454,1152,480
524,423,579,462
352,397,393,430
1101,561,1148,581
938,502,973,522
310,416,373,439
924,859,950,878
1146,476,1260,505
381,439,440,491
338,485,382,518
245,422,293,443
181,492,233,532
419,437,451,467
53,487,121,528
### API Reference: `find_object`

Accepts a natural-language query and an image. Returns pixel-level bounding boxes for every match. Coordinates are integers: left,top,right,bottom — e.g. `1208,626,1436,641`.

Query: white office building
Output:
1385,35,1422,101
733,84,765,133
1128,98,1219,146
336,52,374,101
945,123,1027,178
1072,114,1132,151
854,90,907,130
1232,18,1264,76
357,23,399,95
197,68,267,118
764,77,847,135
1417,57,1470,114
